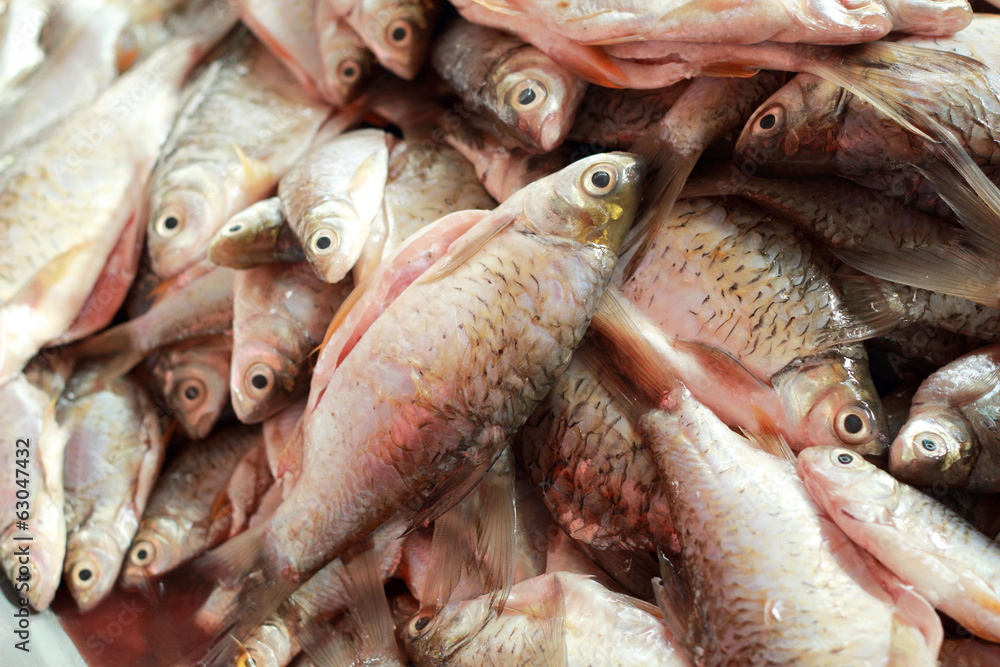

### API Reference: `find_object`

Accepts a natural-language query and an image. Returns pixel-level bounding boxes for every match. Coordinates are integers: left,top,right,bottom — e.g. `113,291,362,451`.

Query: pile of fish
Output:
5,0,1000,664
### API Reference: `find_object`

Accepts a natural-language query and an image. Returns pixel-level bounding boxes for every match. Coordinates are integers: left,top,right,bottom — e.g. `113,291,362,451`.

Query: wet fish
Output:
146,28,330,279
568,84,689,149
208,198,305,269
315,4,377,107
340,0,441,80
431,18,588,153
147,335,232,439
518,354,673,552
617,197,889,455
196,152,645,659
61,372,167,612
798,445,1000,643
231,262,353,423
279,126,393,283
402,571,689,666
0,356,71,610
0,1,237,385
889,344,1000,491
239,0,327,102
119,425,263,588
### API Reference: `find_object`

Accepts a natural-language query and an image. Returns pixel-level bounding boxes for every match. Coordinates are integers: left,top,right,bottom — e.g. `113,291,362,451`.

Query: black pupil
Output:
591,171,611,189
517,87,536,106
843,413,864,435
343,66,356,79
184,386,200,400
228,225,241,233
315,235,332,250
163,216,179,230
921,438,937,451
251,374,269,390
759,114,776,130
392,26,407,41
837,453,853,464
415,616,429,631
136,549,148,560
78,569,93,582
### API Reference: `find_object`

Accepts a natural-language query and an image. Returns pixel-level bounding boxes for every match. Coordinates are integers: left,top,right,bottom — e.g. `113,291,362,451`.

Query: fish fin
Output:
208,490,234,531
191,521,267,589
63,328,147,398
336,545,401,662
832,245,1000,309
521,576,568,667
416,209,518,284
672,338,772,390
651,578,691,655
558,44,628,89
420,494,476,615
821,274,911,346
949,366,1000,408
472,446,516,616
303,628,358,667
697,62,762,78
274,416,305,483
741,407,796,464
347,147,390,229
575,542,658,602
809,43,1000,240
231,144,273,194
405,425,507,535
588,291,681,406
917,164,1000,256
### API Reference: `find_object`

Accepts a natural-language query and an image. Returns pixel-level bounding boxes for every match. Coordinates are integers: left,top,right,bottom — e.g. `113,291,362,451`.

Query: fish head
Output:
1,527,62,610
230,334,305,424
148,184,227,278
302,199,369,283
120,519,183,588
154,341,231,440
358,0,439,80
65,528,124,613
400,603,481,664
778,354,889,457
797,446,900,525
321,29,378,106
734,74,846,178
209,213,277,267
490,48,587,153
889,409,974,489
524,152,645,254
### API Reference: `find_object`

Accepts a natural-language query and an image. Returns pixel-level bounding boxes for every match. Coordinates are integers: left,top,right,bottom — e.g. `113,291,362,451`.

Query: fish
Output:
146,28,330,279
939,639,1000,667
617,197,890,455
147,335,233,439
587,293,942,665
401,571,690,666
518,354,673,552
0,0,55,96
866,324,982,387
61,371,168,612
66,265,235,397
431,17,588,153
279,126,393,283
889,344,1000,492
230,262,353,424
340,0,442,80
798,445,1000,643
208,198,305,269
119,425,263,589
0,0,237,386
194,151,645,659
881,0,973,36
315,4,378,107
567,83,690,150
239,0,327,102
465,0,908,45
0,355,72,610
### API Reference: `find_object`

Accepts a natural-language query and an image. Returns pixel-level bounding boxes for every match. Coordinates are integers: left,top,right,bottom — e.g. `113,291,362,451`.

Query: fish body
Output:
315,4,377,107
148,335,232,439
342,0,441,80
147,29,330,278
432,18,588,153
279,127,392,283
62,372,167,612
889,344,1000,491
119,425,262,587
798,445,1000,643
231,262,353,423
568,84,689,149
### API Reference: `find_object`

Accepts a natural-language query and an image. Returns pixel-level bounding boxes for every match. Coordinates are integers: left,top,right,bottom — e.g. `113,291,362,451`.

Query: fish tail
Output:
335,544,402,661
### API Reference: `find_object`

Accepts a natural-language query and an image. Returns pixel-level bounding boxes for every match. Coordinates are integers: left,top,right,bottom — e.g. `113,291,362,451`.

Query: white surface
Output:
0,575,87,667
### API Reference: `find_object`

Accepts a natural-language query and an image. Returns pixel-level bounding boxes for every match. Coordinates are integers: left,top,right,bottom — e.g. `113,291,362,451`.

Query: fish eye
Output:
834,406,872,446
509,79,547,111
154,212,183,238
308,229,339,255
921,438,937,451
177,378,206,405
235,648,259,667
836,452,854,465
244,363,274,398
129,540,156,567
223,223,243,235
408,614,431,636
387,19,412,47
753,104,785,136
71,559,99,589
581,163,618,197
338,59,362,83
